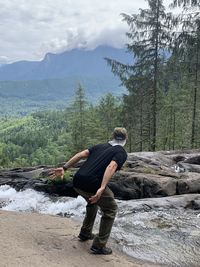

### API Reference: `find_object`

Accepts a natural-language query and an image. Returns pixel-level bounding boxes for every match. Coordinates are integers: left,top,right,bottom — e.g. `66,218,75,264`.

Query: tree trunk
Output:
191,43,198,148
151,0,160,151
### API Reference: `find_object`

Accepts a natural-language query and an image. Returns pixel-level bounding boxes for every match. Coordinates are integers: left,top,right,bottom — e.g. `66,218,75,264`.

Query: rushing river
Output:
0,185,199,267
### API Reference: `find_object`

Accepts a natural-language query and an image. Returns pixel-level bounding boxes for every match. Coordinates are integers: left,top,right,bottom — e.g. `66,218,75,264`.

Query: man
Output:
50,127,128,255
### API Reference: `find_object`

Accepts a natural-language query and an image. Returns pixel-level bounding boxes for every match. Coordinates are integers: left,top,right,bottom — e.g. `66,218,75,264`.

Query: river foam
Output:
1,185,200,267
0,185,86,216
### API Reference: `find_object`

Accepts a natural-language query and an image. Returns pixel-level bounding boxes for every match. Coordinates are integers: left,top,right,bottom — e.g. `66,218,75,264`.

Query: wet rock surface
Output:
0,149,200,200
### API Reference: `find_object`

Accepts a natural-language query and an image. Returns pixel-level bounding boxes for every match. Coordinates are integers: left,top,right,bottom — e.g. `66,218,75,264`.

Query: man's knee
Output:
103,200,118,219
111,201,118,216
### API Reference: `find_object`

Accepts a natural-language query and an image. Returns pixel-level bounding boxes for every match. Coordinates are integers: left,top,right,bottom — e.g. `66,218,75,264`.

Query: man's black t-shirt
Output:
73,143,127,193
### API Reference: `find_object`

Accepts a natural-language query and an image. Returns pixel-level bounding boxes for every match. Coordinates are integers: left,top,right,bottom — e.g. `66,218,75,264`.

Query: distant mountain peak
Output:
0,45,131,81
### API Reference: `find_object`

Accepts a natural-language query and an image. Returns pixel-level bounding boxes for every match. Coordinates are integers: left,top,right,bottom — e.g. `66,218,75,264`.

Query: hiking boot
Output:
78,232,95,242
90,245,112,255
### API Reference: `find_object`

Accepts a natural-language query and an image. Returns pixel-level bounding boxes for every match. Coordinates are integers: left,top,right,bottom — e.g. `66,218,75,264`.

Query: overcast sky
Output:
0,0,172,63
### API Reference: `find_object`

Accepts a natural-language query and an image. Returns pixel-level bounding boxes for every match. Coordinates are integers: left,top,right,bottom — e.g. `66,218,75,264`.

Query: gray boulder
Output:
0,149,200,200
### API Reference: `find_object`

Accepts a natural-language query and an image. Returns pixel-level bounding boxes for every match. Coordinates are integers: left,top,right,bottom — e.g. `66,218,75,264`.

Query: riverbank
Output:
0,210,157,267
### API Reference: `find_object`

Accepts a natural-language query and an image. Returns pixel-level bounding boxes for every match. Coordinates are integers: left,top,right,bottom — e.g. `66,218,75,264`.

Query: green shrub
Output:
47,170,73,184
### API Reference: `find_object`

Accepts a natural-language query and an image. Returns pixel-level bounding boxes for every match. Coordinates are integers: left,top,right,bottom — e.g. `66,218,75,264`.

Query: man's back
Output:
73,143,127,193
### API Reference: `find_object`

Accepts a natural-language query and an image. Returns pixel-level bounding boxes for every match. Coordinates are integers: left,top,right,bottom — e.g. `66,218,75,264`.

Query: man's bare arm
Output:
89,160,118,204
63,149,89,170
49,149,89,179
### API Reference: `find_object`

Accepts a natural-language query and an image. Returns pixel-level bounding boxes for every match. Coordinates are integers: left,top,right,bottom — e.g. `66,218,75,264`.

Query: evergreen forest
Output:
0,0,200,168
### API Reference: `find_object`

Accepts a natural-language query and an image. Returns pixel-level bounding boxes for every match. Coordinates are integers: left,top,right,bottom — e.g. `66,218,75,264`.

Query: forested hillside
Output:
0,75,124,116
106,0,200,151
0,0,200,168
0,46,129,116
0,89,121,167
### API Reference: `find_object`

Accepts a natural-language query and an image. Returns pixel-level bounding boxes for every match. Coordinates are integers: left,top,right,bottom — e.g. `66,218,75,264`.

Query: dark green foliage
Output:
0,87,121,168
106,0,172,151
0,112,70,167
1,1,200,166
171,0,200,8
47,170,72,184
170,0,200,147
69,84,88,152
105,0,200,151
0,76,125,117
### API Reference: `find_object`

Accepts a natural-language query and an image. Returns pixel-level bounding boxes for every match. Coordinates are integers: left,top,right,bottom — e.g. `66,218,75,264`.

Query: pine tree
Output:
171,0,200,147
106,0,172,151
97,93,121,140
70,84,88,152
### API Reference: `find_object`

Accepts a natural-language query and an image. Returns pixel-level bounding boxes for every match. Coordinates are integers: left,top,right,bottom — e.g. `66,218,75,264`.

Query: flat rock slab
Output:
0,210,155,267
0,150,200,200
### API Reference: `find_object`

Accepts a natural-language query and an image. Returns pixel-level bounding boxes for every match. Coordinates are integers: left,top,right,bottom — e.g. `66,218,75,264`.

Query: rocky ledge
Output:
0,149,200,200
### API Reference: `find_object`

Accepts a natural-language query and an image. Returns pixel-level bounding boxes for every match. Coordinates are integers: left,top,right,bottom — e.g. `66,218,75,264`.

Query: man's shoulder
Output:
113,145,127,153
88,143,109,153
90,143,127,156
94,143,109,149
114,146,127,160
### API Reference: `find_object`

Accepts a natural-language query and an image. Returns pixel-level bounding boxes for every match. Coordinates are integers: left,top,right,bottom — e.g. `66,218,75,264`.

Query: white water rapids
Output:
0,185,200,267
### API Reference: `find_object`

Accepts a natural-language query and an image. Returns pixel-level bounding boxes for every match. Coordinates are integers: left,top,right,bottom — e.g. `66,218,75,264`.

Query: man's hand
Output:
48,167,64,180
89,187,105,204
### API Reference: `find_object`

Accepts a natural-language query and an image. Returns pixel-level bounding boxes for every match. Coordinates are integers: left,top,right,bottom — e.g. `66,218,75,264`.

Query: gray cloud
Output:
0,0,172,63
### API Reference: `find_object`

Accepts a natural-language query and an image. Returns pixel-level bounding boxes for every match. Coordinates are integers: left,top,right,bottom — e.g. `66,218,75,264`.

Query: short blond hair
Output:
112,127,128,141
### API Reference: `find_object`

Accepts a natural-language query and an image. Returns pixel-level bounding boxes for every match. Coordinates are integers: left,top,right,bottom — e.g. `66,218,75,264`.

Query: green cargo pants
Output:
74,186,118,248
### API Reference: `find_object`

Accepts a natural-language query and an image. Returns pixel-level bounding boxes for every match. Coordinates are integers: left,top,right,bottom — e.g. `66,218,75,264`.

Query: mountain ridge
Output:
0,45,130,81
0,46,130,116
